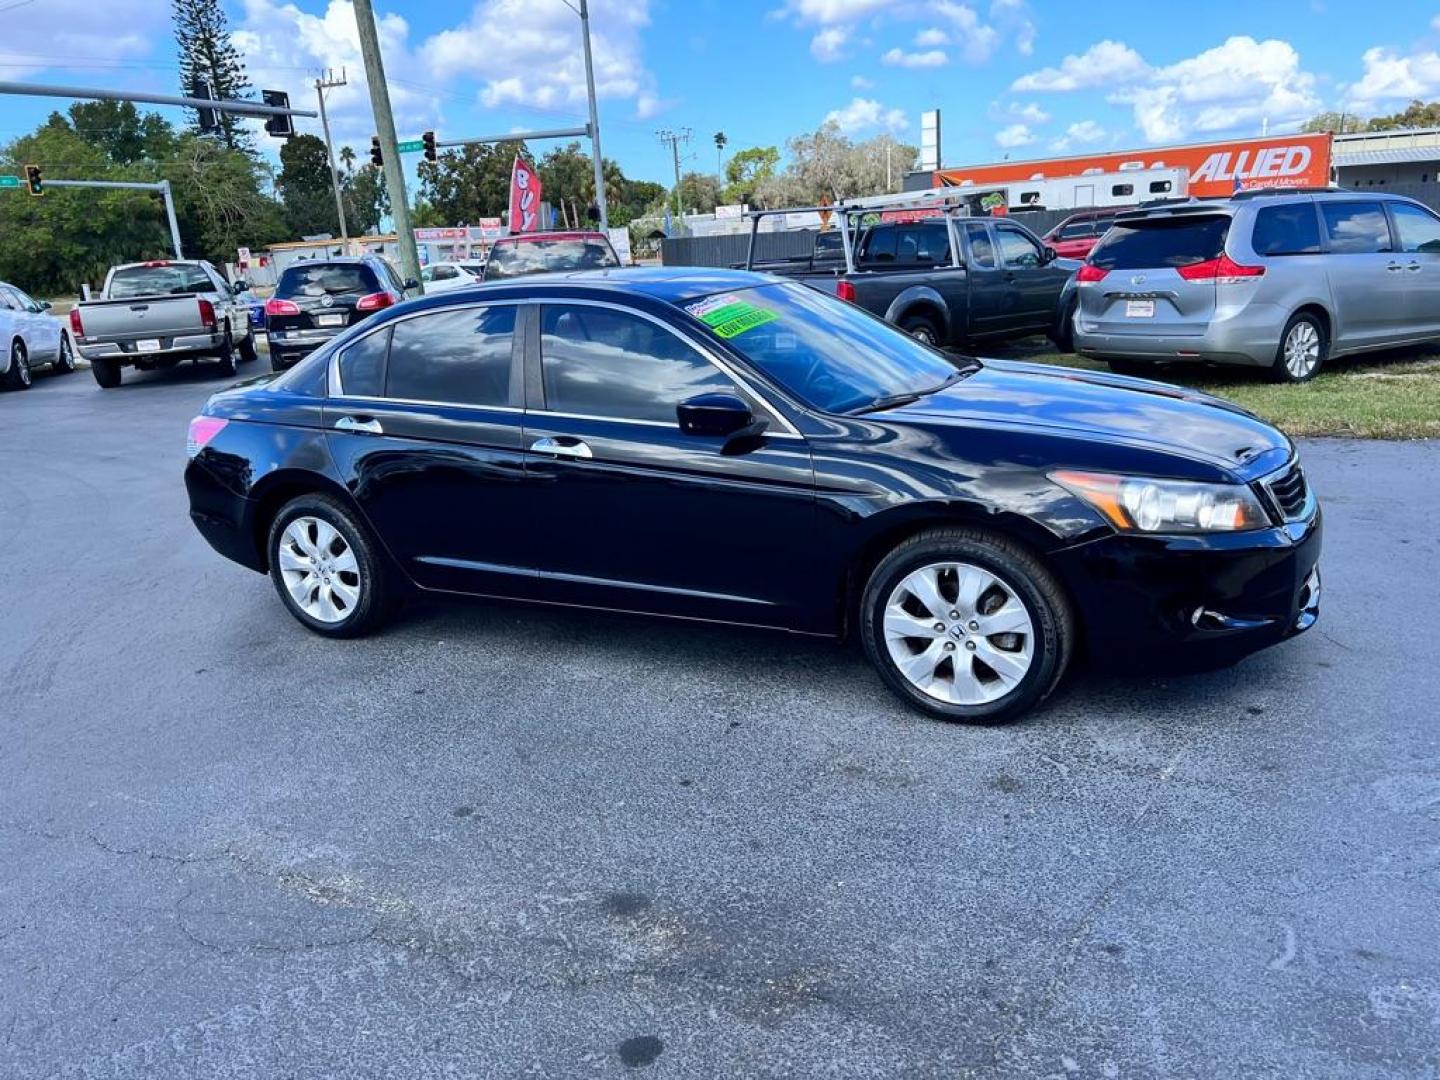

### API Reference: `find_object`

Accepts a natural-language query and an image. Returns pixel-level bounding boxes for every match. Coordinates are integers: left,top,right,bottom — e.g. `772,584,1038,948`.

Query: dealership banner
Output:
508,157,543,233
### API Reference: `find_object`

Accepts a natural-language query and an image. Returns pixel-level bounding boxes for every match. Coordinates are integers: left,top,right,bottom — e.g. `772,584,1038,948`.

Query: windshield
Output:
277,264,376,298
485,238,618,279
683,282,968,415
108,264,213,299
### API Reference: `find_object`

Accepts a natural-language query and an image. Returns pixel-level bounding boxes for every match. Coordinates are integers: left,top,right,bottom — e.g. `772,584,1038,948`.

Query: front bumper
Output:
1052,507,1323,673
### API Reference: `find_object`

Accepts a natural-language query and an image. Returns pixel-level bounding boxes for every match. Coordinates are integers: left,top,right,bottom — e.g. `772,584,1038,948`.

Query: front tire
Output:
91,357,122,388
267,493,390,638
1271,311,1327,383
270,349,289,373
860,528,1073,724
4,340,31,390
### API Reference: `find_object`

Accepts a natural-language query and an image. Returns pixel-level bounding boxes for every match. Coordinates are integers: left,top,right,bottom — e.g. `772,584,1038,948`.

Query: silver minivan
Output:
1072,190,1440,382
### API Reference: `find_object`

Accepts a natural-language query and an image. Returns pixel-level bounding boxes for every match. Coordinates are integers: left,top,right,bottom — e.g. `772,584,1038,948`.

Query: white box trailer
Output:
950,167,1189,210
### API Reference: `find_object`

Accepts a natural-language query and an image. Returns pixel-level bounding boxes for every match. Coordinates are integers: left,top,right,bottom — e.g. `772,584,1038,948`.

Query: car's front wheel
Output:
5,340,32,390
54,333,76,374
267,493,390,638
860,528,1073,724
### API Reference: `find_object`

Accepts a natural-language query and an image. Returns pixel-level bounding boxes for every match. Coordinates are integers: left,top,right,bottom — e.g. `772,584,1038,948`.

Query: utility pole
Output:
657,128,690,221
315,68,349,244
577,0,609,231
352,0,422,292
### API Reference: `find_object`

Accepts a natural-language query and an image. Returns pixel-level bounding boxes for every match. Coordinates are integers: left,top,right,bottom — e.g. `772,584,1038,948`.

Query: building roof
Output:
1335,146,1440,168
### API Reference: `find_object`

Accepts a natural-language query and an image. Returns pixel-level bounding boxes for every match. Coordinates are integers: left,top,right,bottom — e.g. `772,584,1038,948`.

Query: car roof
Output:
492,231,608,245
409,266,781,307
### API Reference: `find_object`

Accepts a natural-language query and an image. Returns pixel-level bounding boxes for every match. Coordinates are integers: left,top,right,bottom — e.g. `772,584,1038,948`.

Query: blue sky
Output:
3,0,1440,190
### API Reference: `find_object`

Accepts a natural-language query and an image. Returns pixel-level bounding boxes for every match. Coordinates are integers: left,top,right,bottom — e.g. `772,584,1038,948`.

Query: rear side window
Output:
335,328,389,398
1251,204,1322,256
1090,216,1230,270
1389,202,1440,253
1058,221,1094,240
279,264,376,298
385,306,516,407
964,225,996,269
1320,202,1392,253
861,228,899,263
107,264,214,298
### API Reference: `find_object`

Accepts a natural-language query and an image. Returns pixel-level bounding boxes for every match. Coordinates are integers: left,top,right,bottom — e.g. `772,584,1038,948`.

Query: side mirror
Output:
1042,246,1058,264
41,300,52,311
403,278,420,291
677,392,754,437
232,280,249,293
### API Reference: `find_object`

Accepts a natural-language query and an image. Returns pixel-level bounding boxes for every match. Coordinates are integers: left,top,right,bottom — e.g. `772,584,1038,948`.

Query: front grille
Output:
1265,462,1311,521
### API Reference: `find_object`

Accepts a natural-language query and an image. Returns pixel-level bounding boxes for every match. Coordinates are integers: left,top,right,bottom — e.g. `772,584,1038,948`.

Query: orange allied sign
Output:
933,132,1334,200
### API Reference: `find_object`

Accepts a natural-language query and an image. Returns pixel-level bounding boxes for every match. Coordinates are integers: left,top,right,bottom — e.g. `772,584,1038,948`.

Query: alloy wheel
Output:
277,516,362,624
882,561,1035,705
1284,321,1320,379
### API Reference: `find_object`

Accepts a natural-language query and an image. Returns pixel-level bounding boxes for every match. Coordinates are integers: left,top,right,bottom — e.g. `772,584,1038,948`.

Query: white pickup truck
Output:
70,260,258,388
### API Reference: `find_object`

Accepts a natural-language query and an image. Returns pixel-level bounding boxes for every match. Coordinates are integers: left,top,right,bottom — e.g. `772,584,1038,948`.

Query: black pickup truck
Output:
753,218,1080,350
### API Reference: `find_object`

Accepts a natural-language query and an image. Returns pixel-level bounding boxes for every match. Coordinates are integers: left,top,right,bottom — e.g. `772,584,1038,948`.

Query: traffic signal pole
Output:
45,179,184,259
352,0,422,293
0,80,315,120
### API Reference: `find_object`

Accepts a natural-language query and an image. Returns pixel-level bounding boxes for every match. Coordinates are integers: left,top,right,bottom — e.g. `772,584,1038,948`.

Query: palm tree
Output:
339,144,356,176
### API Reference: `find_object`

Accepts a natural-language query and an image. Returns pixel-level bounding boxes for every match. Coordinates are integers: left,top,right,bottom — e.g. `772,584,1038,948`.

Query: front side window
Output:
1389,202,1440,253
1058,221,1095,240
1320,202,1392,253
965,224,996,269
386,306,515,407
335,327,389,398
1251,203,1322,256
995,226,1043,268
540,305,734,423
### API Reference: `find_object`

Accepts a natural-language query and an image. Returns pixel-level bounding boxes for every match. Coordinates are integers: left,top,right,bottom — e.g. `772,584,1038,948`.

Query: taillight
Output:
187,415,228,457
265,297,301,317
1177,254,1265,283
835,280,856,302
356,291,395,313
69,307,84,337
198,298,216,329
1077,264,1108,283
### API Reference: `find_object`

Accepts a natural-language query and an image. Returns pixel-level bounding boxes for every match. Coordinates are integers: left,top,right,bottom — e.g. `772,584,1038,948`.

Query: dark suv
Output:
265,256,414,371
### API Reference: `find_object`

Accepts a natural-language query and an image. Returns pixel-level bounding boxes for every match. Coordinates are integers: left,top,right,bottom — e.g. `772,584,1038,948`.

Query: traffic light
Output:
24,164,42,196
422,130,437,163
370,136,383,169
263,90,294,138
191,79,218,136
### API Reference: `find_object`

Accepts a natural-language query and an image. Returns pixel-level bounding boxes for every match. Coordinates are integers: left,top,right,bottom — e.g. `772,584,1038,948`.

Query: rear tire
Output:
860,527,1074,725
215,325,237,378
1270,311,1327,383
1050,299,1077,353
54,333,76,374
4,340,31,390
899,312,943,347
270,349,289,373
238,329,258,364
267,493,390,639
91,357,122,388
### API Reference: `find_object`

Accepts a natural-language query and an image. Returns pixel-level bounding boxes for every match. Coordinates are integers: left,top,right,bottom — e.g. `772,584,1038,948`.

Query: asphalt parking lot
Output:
2,358,1438,1079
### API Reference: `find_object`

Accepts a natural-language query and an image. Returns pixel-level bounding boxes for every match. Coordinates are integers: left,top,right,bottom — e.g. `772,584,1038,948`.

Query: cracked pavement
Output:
2,362,1439,1077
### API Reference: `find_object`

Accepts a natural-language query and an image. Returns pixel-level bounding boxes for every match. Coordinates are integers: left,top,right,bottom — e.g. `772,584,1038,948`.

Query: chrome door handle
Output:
530,436,593,460
1408,262,1422,271
334,415,383,435
1386,262,1405,271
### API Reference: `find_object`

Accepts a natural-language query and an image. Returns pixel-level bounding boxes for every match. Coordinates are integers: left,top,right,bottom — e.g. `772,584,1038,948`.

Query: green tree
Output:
417,141,530,224
676,171,720,214
722,145,779,204
343,164,389,235
1369,99,1440,131
67,100,174,164
173,0,254,152
1301,110,1370,134
277,133,339,236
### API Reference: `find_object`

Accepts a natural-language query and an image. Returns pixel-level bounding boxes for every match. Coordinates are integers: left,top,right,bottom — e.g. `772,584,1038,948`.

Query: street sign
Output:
396,139,424,153
0,175,20,188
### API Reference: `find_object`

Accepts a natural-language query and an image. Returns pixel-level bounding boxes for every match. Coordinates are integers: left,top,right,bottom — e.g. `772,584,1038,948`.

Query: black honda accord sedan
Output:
185,267,1321,724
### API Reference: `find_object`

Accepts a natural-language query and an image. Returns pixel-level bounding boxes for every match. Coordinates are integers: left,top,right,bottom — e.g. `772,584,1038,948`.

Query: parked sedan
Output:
265,255,415,371
0,282,77,390
420,261,486,293
186,268,1321,725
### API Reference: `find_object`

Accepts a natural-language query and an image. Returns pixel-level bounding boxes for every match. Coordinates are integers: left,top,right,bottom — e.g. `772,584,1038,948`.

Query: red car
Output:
483,231,620,281
1042,207,1127,260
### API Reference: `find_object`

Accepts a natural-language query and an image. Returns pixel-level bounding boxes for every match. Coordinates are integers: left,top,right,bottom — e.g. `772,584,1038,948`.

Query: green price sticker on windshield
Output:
687,294,778,339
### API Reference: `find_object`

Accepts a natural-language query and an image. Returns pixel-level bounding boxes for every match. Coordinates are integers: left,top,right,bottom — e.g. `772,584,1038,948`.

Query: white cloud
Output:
1012,39,1147,91
882,46,949,68
931,1,1000,63
989,0,1035,56
1050,119,1106,151
994,122,1035,148
423,0,656,118
0,0,164,77
811,25,852,61
851,74,876,89
1345,46,1440,112
989,100,1050,124
825,96,909,134
915,27,949,47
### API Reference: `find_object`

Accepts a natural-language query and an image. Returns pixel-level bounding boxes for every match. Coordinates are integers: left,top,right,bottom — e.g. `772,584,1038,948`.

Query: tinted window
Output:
385,306,515,407
1112,184,1134,197
861,228,899,262
108,263,215,299
541,305,732,422
0,286,20,310
336,327,389,397
1251,204,1322,256
1390,202,1440,253
485,238,618,280
1148,180,1173,194
278,264,376,298
1090,216,1230,270
431,265,459,280
1320,202,1392,253
965,225,996,269
1058,221,1095,240
995,226,1043,268
814,231,845,258
684,282,963,415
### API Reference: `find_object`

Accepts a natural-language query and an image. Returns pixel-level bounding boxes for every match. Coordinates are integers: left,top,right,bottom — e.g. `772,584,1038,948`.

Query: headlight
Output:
1050,470,1271,533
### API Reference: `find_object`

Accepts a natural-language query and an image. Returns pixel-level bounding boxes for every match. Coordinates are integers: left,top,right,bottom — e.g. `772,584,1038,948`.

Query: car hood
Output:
887,358,1291,478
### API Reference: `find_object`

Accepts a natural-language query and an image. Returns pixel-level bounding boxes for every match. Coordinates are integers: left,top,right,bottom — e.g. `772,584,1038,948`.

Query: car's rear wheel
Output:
54,334,76,374
1271,311,1327,383
1050,298,1077,353
215,325,237,377
4,340,31,390
899,312,942,346
267,493,389,638
91,356,121,388
270,349,289,372
238,329,258,364
860,528,1073,724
